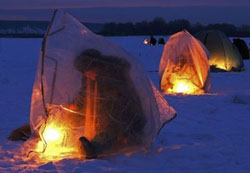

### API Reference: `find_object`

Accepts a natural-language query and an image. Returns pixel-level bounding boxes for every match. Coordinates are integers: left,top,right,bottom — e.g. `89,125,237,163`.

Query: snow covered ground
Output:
0,37,250,172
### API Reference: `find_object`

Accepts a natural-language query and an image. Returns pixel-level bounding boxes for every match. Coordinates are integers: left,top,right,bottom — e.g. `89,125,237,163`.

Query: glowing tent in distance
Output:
159,30,210,95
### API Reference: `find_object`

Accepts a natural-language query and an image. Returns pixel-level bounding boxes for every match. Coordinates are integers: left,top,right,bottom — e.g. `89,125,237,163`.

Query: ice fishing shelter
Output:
196,30,244,71
159,31,210,95
26,10,176,161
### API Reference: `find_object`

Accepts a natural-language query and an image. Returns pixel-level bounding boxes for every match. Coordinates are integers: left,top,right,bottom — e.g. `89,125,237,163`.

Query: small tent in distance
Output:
196,30,244,72
159,30,210,95
9,10,176,162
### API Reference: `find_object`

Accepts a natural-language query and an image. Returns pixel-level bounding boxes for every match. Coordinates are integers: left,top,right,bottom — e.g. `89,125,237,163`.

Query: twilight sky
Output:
1,0,250,9
0,0,250,25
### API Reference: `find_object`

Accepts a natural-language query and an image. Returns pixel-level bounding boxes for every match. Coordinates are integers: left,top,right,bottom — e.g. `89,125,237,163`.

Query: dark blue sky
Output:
0,0,250,25
1,0,250,8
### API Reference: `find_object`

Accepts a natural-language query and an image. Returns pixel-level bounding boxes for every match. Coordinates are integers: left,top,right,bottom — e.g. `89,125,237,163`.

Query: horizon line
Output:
0,18,249,26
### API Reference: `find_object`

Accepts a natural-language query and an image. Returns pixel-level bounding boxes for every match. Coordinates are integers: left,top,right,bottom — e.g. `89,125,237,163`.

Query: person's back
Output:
74,49,146,158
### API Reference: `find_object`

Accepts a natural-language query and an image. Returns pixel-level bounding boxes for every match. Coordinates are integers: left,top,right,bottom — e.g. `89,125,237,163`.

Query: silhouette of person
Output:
74,49,146,159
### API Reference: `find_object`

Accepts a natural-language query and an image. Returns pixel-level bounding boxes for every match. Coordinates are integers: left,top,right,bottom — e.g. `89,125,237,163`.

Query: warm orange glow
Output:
169,80,199,94
209,57,227,70
33,76,100,161
166,79,203,95
83,78,98,140
214,64,227,70
35,123,82,161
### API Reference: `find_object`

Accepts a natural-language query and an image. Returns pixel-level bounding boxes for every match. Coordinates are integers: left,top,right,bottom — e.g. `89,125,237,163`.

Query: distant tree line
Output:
0,21,103,38
99,17,250,37
1,18,250,38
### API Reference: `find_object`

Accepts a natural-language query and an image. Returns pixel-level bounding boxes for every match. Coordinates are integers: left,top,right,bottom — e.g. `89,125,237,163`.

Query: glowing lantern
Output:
44,127,60,142
34,110,84,161
159,31,210,95
143,39,149,44
175,82,190,93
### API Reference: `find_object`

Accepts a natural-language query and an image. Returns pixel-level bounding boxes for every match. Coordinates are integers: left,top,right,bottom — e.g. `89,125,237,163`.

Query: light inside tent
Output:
43,127,60,142
213,63,227,70
159,31,210,95
35,122,82,161
166,79,202,95
143,39,149,44
34,77,99,161
209,57,227,70
174,81,192,93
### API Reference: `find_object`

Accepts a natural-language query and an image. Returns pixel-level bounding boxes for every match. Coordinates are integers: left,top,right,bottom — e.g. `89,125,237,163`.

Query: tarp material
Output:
25,10,176,162
159,31,210,95
196,30,244,71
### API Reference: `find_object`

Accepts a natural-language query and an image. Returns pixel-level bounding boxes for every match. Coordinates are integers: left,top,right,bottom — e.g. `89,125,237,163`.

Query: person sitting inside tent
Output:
8,49,147,159
74,49,146,159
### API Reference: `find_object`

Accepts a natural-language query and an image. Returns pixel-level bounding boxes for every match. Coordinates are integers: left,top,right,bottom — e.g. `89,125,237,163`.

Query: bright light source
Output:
175,82,190,93
209,57,227,71
35,123,82,162
143,39,149,44
166,79,203,95
44,128,60,142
